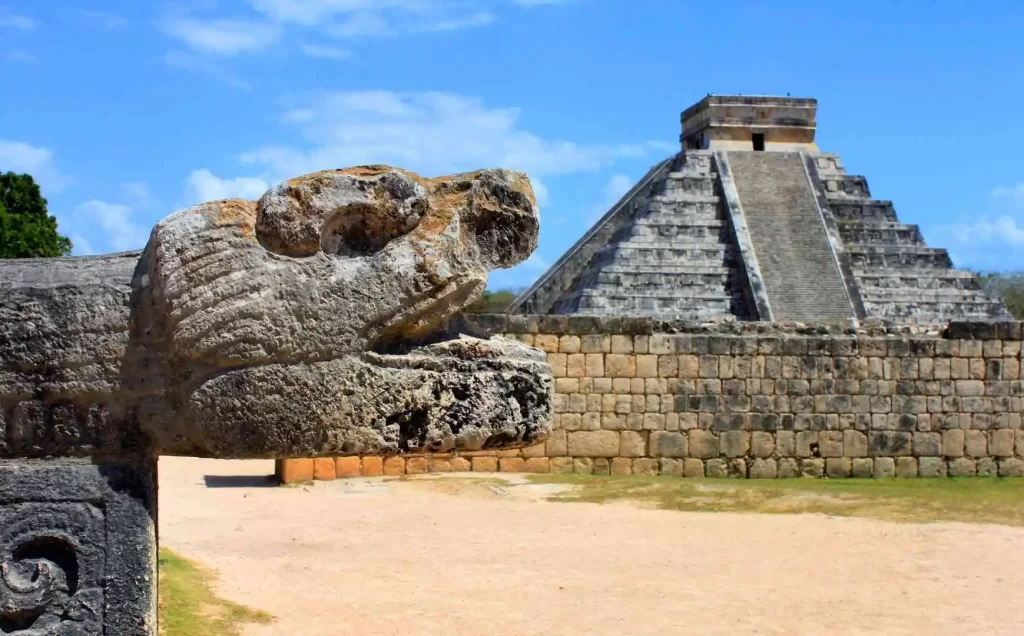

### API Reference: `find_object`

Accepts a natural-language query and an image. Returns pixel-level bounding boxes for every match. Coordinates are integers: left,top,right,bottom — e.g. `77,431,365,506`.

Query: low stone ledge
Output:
278,453,1024,482
470,314,1023,338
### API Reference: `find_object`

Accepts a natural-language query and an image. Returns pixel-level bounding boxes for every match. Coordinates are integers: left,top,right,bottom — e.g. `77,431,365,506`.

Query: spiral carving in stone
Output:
0,503,104,635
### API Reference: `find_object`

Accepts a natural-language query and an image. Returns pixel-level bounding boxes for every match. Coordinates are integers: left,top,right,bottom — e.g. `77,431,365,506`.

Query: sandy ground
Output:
158,457,1024,636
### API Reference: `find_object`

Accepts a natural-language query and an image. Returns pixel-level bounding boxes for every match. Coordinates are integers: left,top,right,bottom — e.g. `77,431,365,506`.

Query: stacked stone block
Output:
809,154,1011,324
548,151,751,320
723,151,854,322
279,316,1024,482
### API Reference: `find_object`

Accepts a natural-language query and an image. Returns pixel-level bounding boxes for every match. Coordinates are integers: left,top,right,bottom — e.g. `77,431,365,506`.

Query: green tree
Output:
0,172,72,258
978,271,1024,319
466,289,520,314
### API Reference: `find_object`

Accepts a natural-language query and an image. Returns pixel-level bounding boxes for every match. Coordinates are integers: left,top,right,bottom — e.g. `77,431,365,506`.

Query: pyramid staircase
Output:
547,150,753,320
808,154,1011,324
510,95,1012,325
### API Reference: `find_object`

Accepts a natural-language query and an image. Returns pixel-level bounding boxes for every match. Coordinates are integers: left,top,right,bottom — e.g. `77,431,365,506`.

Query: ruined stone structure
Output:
284,97,1020,484
0,166,552,634
290,315,1024,482
511,96,1011,325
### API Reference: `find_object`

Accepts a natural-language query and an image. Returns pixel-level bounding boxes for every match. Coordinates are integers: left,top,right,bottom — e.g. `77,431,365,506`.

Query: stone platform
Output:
281,315,1024,483
511,96,1011,325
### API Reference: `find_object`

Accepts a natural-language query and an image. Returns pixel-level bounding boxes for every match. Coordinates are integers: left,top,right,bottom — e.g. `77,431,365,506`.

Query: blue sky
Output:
2,1,1023,290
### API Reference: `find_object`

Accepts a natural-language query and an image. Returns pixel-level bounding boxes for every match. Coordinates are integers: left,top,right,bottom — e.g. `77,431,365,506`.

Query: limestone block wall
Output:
278,316,1024,482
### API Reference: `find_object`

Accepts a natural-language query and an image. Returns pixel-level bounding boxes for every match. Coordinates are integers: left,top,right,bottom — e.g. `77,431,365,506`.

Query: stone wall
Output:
278,316,1024,482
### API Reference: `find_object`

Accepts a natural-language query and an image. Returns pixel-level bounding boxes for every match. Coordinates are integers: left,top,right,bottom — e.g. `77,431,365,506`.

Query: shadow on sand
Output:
203,474,277,488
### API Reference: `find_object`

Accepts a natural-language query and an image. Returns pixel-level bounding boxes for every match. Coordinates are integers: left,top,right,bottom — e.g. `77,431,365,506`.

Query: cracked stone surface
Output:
0,165,553,460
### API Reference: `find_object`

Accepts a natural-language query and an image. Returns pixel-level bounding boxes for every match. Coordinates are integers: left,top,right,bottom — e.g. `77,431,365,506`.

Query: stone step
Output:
670,150,716,177
572,294,741,316
582,283,736,298
638,211,726,226
632,217,727,228
658,176,718,198
601,235,732,248
839,222,924,246
582,271,736,290
829,199,897,223
862,300,1012,323
846,245,953,269
808,153,846,176
724,151,854,322
567,305,735,321
617,223,730,242
665,170,717,180
612,230,731,245
647,193,722,206
859,287,1000,302
853,268,982,290
820,174,872,199
597,264,733,275
598,244,736,259
575,287,739,300
582,284,737,300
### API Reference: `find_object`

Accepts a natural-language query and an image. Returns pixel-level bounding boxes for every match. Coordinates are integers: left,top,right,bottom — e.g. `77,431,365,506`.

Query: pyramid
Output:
511,95,1011,325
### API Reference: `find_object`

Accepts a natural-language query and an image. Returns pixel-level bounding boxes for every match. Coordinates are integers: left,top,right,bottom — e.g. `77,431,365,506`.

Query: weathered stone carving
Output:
1,166,552,460
0,458,156,635
0,166,553,633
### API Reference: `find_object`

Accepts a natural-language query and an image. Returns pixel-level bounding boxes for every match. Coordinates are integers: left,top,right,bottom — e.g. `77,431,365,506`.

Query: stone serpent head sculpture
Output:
0,166,553,460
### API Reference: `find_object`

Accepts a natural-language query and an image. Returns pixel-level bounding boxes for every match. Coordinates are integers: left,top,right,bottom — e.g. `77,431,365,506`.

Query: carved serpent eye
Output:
320,198,428,257
256,169,429,258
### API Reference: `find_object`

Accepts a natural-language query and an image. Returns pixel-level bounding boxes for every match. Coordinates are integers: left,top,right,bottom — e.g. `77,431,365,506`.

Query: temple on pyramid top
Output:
680,95,818,152
510,94,1011,325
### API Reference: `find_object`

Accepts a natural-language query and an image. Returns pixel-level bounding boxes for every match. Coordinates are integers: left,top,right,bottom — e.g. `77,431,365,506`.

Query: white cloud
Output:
299,43,353,59
521,253,549,271
185,169,269,204
326,9,494,38
0,10,38,30
3,50,36,63
0,140,72,192
70,233,96,257
946,215,1024,248
0,140,49,171
327,12,396,38
240,91,672,182
604,173,633,200
992,183,1024,202
161,0,568,80
249,0,572,27
75,200,150,252
529,175,549,206
249,0,449,27
934,207,1024,271
78,10,127,29
161,17,280,56
121,182,154,208
163,51,251,90
410,11,494,33
583,173,634,222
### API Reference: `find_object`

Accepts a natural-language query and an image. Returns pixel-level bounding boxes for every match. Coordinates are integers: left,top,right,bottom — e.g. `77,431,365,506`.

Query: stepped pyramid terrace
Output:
511,95,1011,325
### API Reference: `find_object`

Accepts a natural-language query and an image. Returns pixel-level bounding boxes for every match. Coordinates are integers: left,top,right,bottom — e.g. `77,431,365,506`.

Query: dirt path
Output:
158,457,1024,636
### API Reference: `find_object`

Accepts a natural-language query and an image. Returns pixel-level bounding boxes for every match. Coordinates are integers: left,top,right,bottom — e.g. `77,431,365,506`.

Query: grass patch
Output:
159,548,273,636
527,474,1024,526
393,475,511,498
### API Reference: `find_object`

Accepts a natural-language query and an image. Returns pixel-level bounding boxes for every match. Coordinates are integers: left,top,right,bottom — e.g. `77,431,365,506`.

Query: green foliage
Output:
977,271,1024,319
466,289,520,314
0,172,72,258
